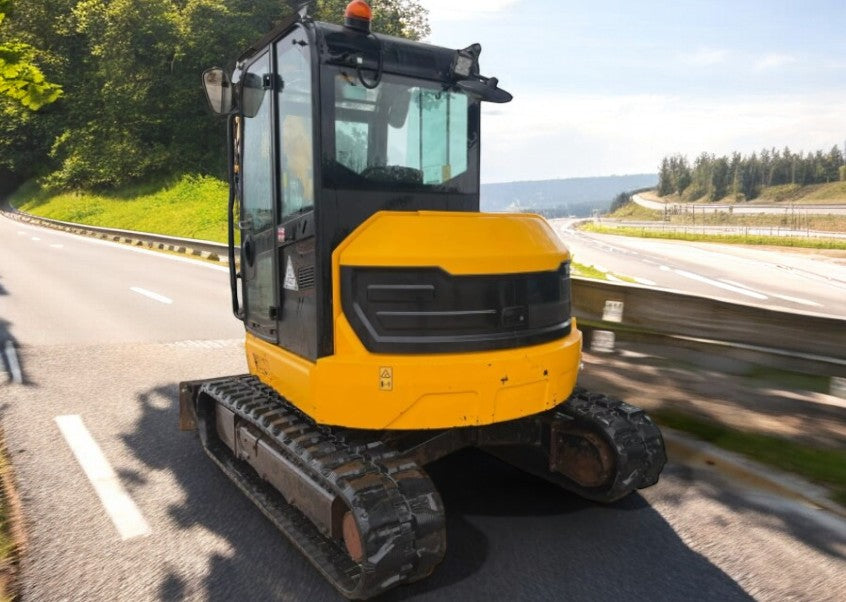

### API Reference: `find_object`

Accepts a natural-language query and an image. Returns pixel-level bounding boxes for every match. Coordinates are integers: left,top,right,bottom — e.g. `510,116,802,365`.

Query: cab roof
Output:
237,13,457,86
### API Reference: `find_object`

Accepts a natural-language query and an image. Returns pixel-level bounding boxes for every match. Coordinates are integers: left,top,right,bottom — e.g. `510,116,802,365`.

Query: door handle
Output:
244,235,255,266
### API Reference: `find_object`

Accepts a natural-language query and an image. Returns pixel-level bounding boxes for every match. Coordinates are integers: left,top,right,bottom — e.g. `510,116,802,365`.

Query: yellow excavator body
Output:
245,210,582,429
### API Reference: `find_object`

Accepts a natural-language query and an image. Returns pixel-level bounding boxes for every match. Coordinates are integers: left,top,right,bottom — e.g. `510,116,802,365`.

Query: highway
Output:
632,193,846,216
552,219,846,317
1,213,845,601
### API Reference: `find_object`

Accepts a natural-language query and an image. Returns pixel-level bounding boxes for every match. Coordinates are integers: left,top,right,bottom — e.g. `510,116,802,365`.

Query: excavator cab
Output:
185,4,666,599
204,8,517,359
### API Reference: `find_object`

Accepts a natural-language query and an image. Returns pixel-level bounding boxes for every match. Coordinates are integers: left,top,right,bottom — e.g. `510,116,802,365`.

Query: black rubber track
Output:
549,387,667,502
482,387,666,503
195,376,446,600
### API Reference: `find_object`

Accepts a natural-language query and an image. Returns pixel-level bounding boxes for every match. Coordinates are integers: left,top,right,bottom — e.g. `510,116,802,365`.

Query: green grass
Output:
10,175,229,243
571,261,608,280
607,200,846,232
645,182,846,205
581,223,846,250
571,261,635,282
652,409,846,507
758,181,846,204
0,436,18,601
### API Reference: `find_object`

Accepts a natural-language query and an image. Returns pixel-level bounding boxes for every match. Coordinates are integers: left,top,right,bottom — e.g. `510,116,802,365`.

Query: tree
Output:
312,0,430,40
1,0,431,191
657,157,673,196
0,0,62,110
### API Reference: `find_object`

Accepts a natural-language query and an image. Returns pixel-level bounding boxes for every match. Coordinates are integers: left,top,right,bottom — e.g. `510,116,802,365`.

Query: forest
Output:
657,146,846,203
0,0,428,195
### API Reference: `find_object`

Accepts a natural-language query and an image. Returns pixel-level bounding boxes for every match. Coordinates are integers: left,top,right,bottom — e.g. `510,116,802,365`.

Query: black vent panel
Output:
297,265,316,289
341,263,572,354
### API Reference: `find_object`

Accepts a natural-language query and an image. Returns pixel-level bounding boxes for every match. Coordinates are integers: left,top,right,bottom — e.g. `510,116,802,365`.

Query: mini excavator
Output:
180,2,666,598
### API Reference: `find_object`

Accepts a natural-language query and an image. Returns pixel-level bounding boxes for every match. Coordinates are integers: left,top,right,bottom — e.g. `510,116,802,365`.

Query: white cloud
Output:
756,53,797,70
680,48,730,66
478,91,846,182
420,0,522,22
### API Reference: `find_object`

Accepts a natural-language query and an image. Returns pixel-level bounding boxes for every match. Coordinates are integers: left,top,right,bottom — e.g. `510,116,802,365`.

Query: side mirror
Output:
202,67,233,114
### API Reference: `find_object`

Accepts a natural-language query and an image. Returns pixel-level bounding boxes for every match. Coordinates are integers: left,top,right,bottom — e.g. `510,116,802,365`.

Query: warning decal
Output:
379,367,393,391
283,257,298,291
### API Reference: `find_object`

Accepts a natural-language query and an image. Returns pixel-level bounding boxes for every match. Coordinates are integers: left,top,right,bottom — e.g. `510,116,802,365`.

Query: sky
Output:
417,0,846,183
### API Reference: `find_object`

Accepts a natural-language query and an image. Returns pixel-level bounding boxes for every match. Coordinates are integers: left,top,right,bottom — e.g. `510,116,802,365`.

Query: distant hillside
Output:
481,174,658,216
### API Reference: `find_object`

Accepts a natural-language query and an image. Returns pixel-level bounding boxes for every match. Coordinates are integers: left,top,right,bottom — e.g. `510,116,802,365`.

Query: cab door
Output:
275,28,318,359
240,51,278,341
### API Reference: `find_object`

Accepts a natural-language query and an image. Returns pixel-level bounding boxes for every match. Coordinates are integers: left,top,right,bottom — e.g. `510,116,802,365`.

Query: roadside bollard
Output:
591,300,624,354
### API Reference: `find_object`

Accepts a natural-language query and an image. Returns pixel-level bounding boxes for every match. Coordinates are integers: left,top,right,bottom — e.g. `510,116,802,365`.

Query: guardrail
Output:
4,203,844,378
1,202,228,262
572,279,846,378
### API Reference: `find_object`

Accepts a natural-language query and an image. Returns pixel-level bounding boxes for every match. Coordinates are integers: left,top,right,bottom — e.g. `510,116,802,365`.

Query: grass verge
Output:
571,261,635,283
0,431,23,601
608,200,846,232
10,176,229,243
640,182,846,205
581,223,846,250
652,408,846,507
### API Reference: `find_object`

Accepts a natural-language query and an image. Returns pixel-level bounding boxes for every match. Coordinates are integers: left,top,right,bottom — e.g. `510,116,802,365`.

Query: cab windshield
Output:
325,70,478,193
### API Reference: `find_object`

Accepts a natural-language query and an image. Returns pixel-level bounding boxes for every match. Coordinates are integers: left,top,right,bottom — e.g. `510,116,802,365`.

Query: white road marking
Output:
54,415,151,540
719,279,822,307
49,243,64,249
166,339,241,349
719,278,758,291
30,236,40,241
593,264,608,273
606,274,625,283
673,269,768,300
633,276,657,286
130,287,173,304
771,293,823,308
9,220,228,272
4,340,22,384
659,265,671,271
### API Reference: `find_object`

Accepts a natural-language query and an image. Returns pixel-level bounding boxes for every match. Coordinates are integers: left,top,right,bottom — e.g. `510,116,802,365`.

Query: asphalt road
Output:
552,219,846,317
1,213,844,601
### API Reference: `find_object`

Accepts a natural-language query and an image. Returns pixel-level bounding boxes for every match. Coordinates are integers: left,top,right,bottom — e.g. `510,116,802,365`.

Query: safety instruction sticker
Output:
379,367,393,391
283,257,298,291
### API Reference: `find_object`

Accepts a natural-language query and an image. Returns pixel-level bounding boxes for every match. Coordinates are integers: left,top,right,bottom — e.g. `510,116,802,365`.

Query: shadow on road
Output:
0,274,28,386
580,355,846,449
122,384,756,601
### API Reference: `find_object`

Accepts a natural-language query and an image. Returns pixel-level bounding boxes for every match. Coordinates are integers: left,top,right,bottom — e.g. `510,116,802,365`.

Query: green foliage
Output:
0,0,63,110
313,1,430,39
1,0,429,191
13,175,230,241
608,191,631,213
658,145,846,202
840,165,846,182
